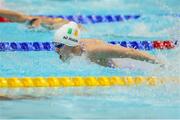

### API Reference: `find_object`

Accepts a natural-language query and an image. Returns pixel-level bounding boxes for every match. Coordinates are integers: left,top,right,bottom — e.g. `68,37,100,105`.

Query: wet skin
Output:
55,38,159,67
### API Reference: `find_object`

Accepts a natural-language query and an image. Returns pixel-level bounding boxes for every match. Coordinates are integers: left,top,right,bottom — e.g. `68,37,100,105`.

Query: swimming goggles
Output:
53,42,65,49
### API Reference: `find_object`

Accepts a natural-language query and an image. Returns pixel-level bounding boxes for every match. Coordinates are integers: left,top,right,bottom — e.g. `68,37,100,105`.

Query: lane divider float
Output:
0,40,177,52
0,15,140,23
0,76,170,88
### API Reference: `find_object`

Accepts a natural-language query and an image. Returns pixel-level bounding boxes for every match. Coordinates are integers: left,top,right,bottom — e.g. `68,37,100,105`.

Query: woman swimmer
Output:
54,22,161,68
0,9,83,30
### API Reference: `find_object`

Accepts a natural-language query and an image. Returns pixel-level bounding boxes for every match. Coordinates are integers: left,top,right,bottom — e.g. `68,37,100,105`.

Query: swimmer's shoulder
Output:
80,38,105,44
79,39,106,52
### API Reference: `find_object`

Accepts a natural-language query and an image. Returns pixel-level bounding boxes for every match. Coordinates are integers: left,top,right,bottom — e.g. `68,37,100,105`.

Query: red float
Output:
153,41,164,49
0,17,9,22
153,40,175,49
163,41,175,49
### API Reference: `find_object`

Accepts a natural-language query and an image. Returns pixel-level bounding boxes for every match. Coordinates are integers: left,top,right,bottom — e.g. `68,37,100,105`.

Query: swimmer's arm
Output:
41,19,69,30
92,44,159,64
42,19,85,30
0,9,30,22
0,94,47,100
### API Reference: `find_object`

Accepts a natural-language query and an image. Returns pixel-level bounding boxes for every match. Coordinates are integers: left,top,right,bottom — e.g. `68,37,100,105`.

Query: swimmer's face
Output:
27,17,42,28
55,45,73,62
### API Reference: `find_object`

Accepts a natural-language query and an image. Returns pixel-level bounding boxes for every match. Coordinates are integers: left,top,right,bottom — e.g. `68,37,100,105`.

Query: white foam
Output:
131,23,153,37
112,58,159,71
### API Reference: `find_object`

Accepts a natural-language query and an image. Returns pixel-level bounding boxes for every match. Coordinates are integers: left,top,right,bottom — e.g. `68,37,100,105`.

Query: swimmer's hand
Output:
154,59,166,67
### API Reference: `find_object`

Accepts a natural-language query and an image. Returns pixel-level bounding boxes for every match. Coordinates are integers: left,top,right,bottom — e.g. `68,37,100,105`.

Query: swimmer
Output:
54,22,161,68
0,9,83,30
0,94,48,100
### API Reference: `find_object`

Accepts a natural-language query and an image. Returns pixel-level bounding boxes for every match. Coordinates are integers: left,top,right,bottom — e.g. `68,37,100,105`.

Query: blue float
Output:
43,15,141,24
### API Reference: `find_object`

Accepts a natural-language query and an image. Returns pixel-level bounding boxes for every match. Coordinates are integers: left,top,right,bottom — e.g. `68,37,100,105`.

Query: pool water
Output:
0,0,180,119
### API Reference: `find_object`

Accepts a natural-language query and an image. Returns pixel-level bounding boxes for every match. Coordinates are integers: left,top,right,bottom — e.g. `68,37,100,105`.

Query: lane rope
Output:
1,14,179,23
0,15,141,23
0,40,176,52
0,76,171,88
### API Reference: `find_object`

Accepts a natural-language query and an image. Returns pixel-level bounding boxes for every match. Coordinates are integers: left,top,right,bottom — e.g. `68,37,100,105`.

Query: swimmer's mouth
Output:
53,42,65,49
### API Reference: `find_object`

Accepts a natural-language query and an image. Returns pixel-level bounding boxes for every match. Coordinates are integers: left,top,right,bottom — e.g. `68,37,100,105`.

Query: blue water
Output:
0,0,180,119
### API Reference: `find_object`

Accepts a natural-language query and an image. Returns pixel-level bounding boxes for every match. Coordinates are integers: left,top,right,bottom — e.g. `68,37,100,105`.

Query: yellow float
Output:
0,76,176,88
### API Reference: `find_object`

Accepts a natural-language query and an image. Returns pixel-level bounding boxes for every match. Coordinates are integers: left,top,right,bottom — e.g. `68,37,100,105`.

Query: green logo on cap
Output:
67,28,72,35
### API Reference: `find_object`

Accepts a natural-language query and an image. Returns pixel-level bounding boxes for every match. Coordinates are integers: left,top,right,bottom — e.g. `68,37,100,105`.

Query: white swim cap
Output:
54,21,80,46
